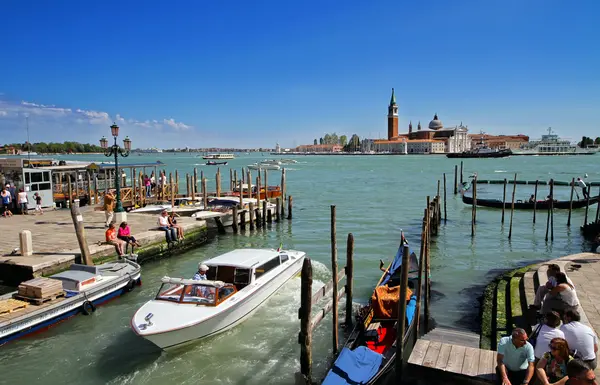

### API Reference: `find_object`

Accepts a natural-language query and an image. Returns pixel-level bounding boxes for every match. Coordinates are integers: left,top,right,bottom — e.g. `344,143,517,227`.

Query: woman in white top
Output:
534,311,565,359
542,272,579,315
17,188,28,215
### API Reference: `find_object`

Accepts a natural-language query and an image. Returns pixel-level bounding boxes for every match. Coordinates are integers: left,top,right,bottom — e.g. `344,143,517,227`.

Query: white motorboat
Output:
279,159,298,164
0,260,141,345
261,159,282,165
247,163,281,171
202,153,235,160
129,197,204,215
131,248,306,349
512,128,598,156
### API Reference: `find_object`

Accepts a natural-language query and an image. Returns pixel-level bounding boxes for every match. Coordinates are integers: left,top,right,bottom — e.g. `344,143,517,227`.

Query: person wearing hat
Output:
193,264,209,281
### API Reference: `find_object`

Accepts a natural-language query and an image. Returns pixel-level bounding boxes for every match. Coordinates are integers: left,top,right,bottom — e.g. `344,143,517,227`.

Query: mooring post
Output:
249,202,255,230
70,198,93,266
508,173,517,239
287,195,293,220
229,168,233,192
546,179,553,241
584,184,591,226
264,169,268,201
267,200,272,223
194,168,198,198
256,175,261,210
246,170,252,199
395,244,410,381
202,177,208,209
501,178,507,224
276,197,281,221
595,186,600,223
443,173,447,222
240,210,246,229
67,173,73,207
233,169,238,194
550,179,554,241
424,206,431,332
415,209,427,343
471,174,477,236
216,168,222,198
281,167,287,204
262,200,267,226
185,173,190,198
345,233,354,329
232,205,239,233
567,178,575,226
238,180,243,209
460,161,463,184
175,170,179,196
533,180,539,224
87,172,93,206
454,164,458,194
299,258,313,383
331,205,339,355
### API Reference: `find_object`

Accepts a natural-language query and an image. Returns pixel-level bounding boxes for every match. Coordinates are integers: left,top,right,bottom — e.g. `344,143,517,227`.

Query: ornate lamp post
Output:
100,123,131,213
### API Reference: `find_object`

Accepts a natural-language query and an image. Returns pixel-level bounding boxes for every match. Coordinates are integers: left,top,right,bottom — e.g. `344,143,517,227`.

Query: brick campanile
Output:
387,88,398,140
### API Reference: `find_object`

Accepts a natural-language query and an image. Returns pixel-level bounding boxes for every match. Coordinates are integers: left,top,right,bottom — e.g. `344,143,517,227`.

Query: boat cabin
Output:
155,277,237,306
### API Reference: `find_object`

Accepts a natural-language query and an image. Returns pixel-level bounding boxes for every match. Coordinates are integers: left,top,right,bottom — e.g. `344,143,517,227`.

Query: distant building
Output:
469,134,529,150
275,143,281,153
407,139,446,154
294,144,343,153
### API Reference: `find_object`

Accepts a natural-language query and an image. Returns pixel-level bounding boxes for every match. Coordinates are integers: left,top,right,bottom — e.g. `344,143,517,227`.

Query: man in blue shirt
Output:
193,264,208,281
496,328,535,385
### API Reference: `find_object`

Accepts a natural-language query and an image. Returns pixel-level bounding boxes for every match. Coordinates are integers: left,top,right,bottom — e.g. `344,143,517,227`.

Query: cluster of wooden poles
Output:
297,198,440,383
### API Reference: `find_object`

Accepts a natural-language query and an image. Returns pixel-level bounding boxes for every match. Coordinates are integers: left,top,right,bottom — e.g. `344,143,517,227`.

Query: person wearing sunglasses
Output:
536,337,573,385
566,359,597,384
497,328,536,385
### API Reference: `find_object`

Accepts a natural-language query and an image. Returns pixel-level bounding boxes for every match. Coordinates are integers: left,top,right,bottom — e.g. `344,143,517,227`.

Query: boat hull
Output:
134,255,304,349
462,194,600,209
0,265,141,345
446,150,512,158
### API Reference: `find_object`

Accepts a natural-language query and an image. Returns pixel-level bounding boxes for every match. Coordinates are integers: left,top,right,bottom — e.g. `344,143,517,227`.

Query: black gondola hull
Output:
462,194,600,209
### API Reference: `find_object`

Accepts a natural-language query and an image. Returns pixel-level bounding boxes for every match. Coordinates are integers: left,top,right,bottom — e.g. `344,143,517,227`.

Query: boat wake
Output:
494,170,508,173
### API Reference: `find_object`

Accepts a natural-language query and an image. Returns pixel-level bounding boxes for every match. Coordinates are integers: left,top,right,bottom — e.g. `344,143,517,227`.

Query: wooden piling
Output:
256,175,261,209
443,173,447,222
460,161,463,184
437,180,441,225
193,168,198,199
330,205,339,354
249,202,255,230
533,180,539,224
287,195,293,220
584,186,591,226
246,170,251,199
424,205,431,332
240,210,246,229
69,197,93,266
255,202,262,229
508,173,517,239
345,233,354,329
170,174,175,208
233,169,238,193
216,168,222,197
471,174,477,236
131,168,137,207
415,209,427,342
67,173,73,206
264,169,268,201
202,178,208,209
175,170,179,196
595,186,600,223
501,178,507,224
262,200,267,226
454,164,458,194
186,174,190,198
281,168,286,203
238,180,243,208
229,168,233,191
395,244,410,380
299,258,313,383
567,178,575,226
546,179,553,241
232,205,239,233
87,172,93,205
276,197,281,221
550,179,554,241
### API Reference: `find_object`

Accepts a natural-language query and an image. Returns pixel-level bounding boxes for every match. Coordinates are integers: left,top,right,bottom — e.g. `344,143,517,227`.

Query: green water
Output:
1,153,597,385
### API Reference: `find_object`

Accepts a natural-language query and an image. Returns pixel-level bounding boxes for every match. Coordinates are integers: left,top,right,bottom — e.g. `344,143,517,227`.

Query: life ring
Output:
81,300,96,315
125,279,136,292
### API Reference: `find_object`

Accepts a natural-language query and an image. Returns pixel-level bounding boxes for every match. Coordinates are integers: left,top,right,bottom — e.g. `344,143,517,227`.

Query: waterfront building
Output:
469,134,529,150
407,139,446,154
294,144,343,153
275,143,281,153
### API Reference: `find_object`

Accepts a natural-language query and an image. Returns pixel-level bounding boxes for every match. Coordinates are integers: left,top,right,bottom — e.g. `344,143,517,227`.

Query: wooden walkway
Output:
408,327,496,384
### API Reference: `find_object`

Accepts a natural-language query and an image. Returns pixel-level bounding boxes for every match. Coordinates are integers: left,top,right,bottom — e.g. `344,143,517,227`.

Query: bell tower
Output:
387,88,398,140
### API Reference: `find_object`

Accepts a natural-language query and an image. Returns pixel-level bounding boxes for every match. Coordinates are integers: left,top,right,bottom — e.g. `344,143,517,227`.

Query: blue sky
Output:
0,0,598,148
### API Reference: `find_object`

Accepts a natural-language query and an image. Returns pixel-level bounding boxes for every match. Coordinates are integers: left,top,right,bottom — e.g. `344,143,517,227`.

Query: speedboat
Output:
0,260,141,345
247,163,281,171
279,159,298,164
131,248,306,349
261,159,282,165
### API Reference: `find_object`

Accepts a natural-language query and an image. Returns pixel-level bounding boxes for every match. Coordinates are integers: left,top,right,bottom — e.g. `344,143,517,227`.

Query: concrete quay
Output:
0,207,208,286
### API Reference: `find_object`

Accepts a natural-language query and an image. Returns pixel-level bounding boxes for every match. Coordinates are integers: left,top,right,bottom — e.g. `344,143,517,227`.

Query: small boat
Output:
231,184,282,199
461,193,600,209
131,248,306,349
446,148,512,158
247,163,281,171
202,153,235,160
279,159,298,164
0,260,141,345
321,237,419,385
206,161,228,166
260,159,282,165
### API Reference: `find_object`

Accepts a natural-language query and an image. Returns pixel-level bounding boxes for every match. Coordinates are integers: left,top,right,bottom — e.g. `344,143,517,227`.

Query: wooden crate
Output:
18,277,64,299
0,298,29,314
14,291,66,305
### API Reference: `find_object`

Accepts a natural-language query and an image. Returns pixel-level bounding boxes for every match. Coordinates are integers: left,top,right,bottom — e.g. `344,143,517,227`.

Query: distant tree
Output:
339,135,348,147
319,137,324,145
323,134,331,145
330,133,339,145
595,137,600,145
579,136,594,148
313,139,318,145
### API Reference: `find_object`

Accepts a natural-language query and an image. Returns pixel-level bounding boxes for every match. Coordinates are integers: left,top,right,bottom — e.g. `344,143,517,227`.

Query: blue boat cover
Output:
322,346,383,385
380,242,419,286
406,295,417,325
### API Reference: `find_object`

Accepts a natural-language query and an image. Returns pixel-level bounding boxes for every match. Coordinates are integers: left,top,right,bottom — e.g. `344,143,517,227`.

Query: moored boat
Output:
461,193,600,209
321,237,419,385
0,260,141,345
247,163,281,171
131,248,306,349
447,148,512,158
206,161,228,165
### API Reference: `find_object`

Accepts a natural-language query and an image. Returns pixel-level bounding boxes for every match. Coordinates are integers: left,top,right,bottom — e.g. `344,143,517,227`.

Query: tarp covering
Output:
380,244,419,286
322,346,384,385
371,286,413,319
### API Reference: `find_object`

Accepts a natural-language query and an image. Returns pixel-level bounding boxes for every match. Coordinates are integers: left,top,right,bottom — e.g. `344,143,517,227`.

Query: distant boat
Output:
202,154,235,160
461,193,600,209
512,128,598,156
447,134,512,158
247,163,281,171
206,161,228,166
135,148,163,153
19,151,38,156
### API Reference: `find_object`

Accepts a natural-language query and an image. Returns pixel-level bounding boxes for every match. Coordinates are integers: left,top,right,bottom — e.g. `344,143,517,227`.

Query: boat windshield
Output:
155,282,217,305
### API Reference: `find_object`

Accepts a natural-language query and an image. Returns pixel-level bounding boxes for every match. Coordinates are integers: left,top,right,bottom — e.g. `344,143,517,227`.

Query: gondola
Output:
206,161,228,166
321,236,419,385
462,193,600,209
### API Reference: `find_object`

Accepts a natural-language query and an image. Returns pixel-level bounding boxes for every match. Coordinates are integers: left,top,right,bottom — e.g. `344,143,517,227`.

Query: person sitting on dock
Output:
168,211,184,240
561,309,598,370
566,359,597,385
577,178,589,200
117,221,141,254
496,328,535,385
534,311,566,360
536,337,573,385
158,210,177,243
541,273,579,316
532,265,575,311
105,222,125,256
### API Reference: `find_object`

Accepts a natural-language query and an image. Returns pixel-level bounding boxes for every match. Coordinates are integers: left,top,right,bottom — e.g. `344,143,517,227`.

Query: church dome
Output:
428,114,443,130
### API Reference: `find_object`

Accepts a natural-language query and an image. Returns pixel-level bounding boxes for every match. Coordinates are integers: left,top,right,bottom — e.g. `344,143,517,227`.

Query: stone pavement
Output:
0,206,204,281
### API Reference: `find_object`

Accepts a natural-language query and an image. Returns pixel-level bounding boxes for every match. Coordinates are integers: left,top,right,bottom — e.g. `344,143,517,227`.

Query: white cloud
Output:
0,111,7,117
163,118,192,130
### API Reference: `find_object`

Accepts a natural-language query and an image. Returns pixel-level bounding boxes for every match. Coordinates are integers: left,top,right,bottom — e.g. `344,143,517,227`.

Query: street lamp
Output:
100,123,130,213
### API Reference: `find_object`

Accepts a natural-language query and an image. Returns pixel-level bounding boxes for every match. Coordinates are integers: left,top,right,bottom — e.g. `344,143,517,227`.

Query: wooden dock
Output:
408,327,497,384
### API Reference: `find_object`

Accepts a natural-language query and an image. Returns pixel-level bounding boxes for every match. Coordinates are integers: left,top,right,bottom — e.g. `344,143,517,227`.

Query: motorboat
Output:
279,159,298,164
131,248,306,349
261,159,282,165
247,163,281,171
202,153,235,160
206,161,228,165
0,260,141,345
129,197,204,215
